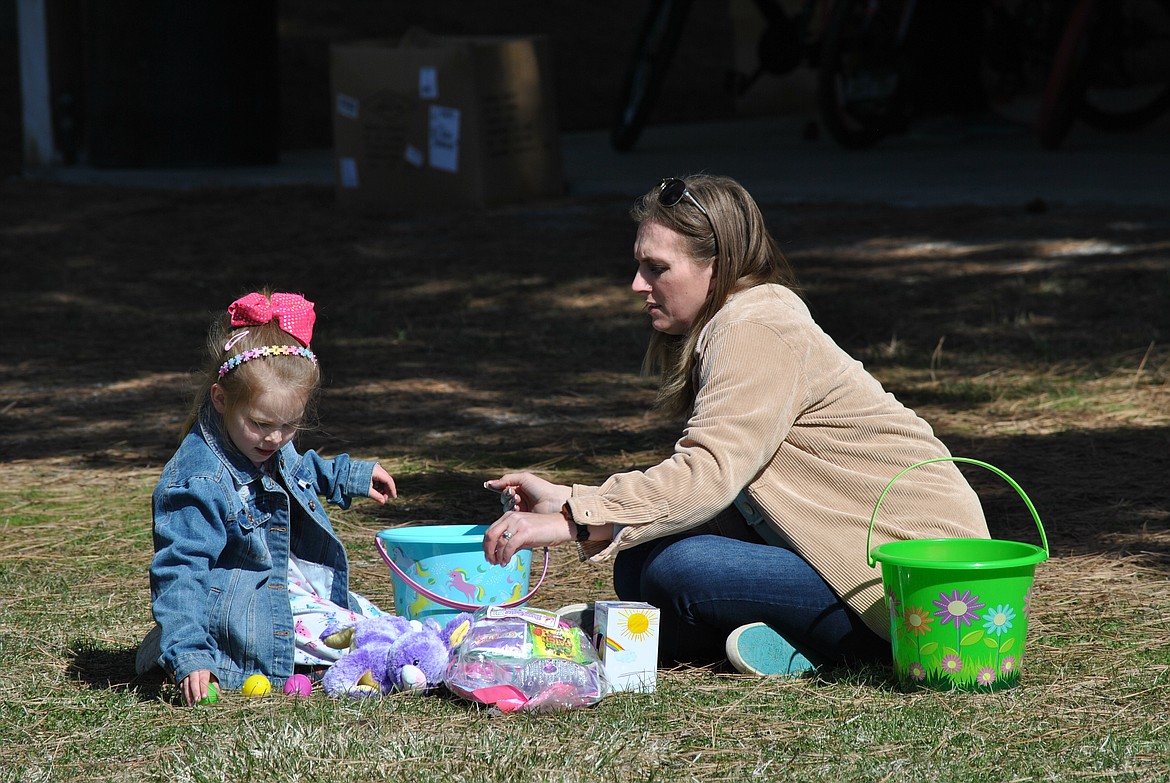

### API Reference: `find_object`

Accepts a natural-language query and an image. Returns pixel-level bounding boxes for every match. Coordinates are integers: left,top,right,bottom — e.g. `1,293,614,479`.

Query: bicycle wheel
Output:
1079,0,1170,131
1037,0,1105,149
611,0,693,152
817,0,918,149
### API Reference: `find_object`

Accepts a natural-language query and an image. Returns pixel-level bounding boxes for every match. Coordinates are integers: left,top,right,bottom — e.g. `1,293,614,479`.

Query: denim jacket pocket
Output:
233,484,271,532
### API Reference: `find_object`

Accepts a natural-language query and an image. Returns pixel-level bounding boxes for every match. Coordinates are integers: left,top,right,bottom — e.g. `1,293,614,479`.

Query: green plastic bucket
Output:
867,458,1049,691
376,525,548,626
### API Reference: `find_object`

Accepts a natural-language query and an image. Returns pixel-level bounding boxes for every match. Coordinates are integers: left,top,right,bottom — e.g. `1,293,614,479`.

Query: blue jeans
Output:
613,528,890,668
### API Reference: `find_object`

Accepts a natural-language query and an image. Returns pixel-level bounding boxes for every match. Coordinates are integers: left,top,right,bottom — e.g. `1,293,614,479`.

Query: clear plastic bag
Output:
444,606,609,713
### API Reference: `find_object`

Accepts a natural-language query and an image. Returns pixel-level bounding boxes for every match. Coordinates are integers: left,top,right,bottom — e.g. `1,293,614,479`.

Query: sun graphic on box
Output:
616,608,657,642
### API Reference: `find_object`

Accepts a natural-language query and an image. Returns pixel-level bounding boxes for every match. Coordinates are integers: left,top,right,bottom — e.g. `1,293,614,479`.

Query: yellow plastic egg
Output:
241,674,272,697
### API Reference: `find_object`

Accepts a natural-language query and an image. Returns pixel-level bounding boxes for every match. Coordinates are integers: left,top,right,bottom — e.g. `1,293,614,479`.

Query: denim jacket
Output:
148,405,375,690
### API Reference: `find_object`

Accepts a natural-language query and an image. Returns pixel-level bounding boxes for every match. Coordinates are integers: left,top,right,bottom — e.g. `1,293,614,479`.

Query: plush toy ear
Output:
321,626,357,651
442,613,475,650
354,671,381,693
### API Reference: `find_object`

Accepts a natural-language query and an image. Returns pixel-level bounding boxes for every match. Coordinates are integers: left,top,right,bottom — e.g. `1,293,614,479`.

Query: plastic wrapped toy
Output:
444,606,609,712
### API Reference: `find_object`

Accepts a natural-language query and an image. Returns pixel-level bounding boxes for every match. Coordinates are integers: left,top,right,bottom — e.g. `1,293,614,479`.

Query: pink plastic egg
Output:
283,673,313,697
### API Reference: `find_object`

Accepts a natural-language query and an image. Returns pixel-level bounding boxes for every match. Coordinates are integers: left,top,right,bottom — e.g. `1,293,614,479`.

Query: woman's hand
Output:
483,510,575,566
368,463,398,503
181,669,216,707
483,472,570,515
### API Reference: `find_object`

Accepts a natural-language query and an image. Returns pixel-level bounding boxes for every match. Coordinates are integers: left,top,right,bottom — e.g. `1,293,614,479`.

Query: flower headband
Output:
218,292,319,378
218,345,318,378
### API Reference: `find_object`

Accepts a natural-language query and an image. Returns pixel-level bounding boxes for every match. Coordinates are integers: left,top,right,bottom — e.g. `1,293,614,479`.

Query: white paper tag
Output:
338,157,359,188
336,93,360,120
428,105,460,173
485,606,560,629
418,67,438,100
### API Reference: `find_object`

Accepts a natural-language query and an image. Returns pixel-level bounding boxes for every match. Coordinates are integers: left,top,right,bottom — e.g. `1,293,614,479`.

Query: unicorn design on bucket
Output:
408,592,431,618
447,569,485,602
376,524,548,625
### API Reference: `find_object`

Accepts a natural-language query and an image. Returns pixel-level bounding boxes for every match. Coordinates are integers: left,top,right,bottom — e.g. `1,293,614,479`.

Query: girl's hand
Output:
484,473,570,516
181,670,216,707
369,464,398,503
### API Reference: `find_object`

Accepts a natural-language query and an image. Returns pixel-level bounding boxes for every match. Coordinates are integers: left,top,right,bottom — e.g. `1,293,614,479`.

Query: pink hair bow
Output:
228,292,316,346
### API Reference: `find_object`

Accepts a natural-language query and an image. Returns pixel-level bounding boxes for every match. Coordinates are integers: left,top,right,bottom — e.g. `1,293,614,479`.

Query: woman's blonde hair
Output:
179,290,322,441
630,174,799,418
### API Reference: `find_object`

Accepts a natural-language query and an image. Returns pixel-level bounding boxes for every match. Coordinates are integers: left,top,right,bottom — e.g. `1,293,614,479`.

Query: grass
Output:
2,185,1170,781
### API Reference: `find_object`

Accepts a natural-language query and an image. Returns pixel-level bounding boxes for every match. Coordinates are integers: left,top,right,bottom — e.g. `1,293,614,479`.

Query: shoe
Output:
556,602,595,638
135,624,163,676
725,622,814,677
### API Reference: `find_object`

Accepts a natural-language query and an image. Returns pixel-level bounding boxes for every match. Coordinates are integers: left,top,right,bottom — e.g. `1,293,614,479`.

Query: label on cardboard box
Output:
338,157,359,188
336,94,360,120
418,66,439,99
428,105,460,172
595,601,659,693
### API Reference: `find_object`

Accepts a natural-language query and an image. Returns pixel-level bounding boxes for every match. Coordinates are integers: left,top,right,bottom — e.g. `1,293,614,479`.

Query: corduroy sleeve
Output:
571,318,810,563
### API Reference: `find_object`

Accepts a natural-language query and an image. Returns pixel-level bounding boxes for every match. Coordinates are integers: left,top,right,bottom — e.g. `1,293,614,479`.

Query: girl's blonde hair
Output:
630,174,799,419
180,291,322,441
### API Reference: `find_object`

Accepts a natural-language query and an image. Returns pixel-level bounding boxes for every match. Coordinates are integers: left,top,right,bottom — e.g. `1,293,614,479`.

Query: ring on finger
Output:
502,530,513,541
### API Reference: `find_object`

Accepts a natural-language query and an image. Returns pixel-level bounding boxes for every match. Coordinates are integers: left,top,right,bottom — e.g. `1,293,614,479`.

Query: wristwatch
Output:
562,501,589,542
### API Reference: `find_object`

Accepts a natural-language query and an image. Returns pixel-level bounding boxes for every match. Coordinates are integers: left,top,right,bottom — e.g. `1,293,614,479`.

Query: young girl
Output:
136,291,397,706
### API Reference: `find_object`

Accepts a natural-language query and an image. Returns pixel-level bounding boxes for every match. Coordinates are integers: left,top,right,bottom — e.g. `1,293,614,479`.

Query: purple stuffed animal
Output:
319,613,473,697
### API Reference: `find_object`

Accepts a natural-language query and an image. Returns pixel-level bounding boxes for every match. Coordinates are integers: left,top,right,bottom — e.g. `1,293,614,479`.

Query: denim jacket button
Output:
309,500,316,511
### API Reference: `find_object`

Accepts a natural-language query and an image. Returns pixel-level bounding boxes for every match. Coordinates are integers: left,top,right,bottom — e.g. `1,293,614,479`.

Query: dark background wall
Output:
0,1,738,175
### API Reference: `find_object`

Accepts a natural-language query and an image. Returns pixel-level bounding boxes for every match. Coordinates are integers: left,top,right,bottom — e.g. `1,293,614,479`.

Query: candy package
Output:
444,606,609,712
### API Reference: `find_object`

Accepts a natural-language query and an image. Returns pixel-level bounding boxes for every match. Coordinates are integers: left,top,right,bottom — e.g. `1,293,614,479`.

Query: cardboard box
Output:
594,601,659,693
330,31,564,210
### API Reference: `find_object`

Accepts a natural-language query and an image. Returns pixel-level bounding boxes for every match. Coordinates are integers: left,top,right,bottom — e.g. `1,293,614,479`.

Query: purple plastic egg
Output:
283,673,313,697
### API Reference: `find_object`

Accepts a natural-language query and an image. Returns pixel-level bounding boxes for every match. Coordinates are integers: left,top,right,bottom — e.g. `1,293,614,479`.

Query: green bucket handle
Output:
866,456,1049,568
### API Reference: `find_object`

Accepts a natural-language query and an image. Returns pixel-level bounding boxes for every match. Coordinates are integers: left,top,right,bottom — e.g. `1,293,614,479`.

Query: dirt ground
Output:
2,180,1168,580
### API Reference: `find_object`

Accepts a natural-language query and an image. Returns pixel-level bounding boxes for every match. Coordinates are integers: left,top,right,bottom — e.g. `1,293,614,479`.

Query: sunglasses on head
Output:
658,178,719,253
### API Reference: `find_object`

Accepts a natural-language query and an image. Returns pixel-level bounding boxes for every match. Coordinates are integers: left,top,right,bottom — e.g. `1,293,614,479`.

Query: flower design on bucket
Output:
901,606,934,637
908,662,926,681
981,604,1016,636
1001,656,1017,675
940,654,963,674
976,667,996,686
933,589,984,629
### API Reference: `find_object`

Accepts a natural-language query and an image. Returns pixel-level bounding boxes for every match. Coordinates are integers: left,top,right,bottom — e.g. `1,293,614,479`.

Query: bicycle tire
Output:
1079,0,1170,131
611,0,693,152
1037,0,1104,149
816,0,917,150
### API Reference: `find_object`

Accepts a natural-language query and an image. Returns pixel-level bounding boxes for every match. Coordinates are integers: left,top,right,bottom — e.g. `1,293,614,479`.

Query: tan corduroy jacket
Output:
566,284,988,639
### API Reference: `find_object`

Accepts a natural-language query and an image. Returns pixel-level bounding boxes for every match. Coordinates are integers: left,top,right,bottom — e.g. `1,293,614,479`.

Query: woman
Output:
483,175,988,676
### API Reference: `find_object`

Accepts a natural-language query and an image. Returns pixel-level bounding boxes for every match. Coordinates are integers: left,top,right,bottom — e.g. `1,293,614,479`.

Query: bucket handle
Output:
375,534,550,613
866,456,1049,568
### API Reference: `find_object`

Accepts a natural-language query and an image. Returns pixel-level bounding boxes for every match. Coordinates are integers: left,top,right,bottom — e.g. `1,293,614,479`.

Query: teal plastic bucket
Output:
867,458,1049,691
376,525,547,626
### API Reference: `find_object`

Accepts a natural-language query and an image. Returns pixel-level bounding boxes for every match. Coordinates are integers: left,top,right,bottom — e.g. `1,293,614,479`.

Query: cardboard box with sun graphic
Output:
594,601,660,693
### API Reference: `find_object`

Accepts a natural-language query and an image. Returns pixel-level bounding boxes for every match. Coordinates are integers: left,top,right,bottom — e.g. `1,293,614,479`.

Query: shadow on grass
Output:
953,426,1170,565
67,639,168,702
